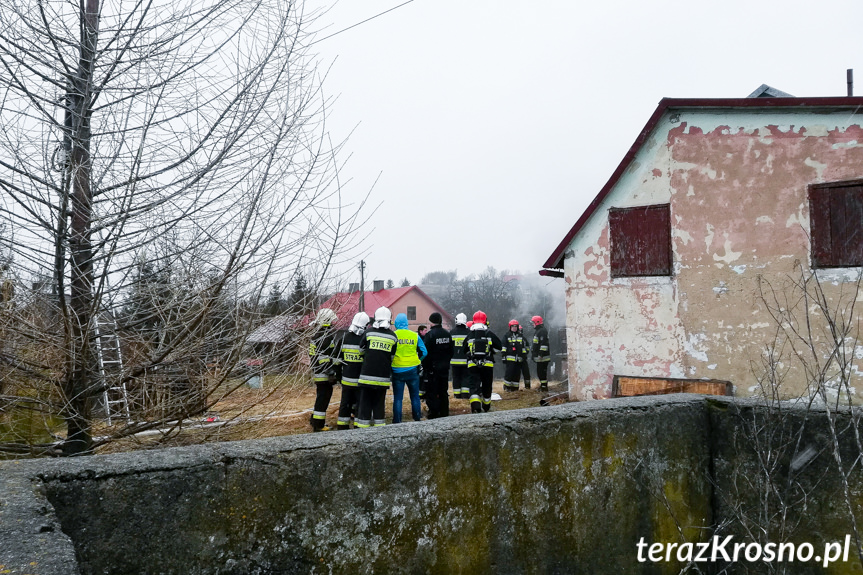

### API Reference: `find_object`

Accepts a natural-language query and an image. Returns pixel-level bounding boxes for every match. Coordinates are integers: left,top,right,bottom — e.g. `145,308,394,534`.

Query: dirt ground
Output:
216,377,568,433
102,377,570,452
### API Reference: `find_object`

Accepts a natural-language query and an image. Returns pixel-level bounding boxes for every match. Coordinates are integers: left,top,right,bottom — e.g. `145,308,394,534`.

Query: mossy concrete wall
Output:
0,395,860,574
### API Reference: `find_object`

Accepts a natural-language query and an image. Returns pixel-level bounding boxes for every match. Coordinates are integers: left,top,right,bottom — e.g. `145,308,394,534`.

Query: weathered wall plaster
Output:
565,109,863,401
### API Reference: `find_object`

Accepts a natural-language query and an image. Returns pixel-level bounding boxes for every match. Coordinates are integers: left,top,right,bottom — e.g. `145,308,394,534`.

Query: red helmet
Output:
531,315,543,326
508,319,519,327
472,311,487,324
466,321,474,328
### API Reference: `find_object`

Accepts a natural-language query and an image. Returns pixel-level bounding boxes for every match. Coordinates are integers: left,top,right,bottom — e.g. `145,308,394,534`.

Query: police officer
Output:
356,307,398,428
391,313,426,423
417,324,429,403
449,313,470,398
462,311,502,413
309,308,340,431
336,312,368,430
423,312,454,418
531,315,551,391
502,319,529,391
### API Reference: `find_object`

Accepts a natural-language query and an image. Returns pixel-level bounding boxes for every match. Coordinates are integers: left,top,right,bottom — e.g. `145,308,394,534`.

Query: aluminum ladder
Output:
95,314,129,424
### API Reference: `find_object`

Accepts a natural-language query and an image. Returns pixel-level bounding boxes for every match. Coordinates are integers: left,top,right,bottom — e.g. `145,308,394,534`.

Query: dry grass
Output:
97,378,569,454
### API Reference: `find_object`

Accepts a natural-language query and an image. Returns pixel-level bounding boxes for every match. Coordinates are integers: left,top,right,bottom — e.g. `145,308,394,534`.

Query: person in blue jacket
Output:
391,313,427,423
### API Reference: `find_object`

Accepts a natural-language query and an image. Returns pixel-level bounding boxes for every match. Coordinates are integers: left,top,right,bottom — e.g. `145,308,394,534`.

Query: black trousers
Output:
311,380,334,430
357,386,387,427
426,363,450,419
337,385,360,429
503,361,525,390
536,361,549,389
467,366,493,413
452,364,468,397
521,359,531,388
418,365,427,399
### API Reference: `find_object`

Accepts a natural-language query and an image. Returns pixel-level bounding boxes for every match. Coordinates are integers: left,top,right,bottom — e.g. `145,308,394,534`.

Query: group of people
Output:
308,307,550,431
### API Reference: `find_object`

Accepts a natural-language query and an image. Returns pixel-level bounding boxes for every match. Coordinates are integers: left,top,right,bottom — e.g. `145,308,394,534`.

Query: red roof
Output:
314,286,454,330
540,96,863,274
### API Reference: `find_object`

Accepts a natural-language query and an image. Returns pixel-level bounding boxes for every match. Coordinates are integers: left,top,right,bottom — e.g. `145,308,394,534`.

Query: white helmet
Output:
314,308,337,326
455,313,467,326
350,312,370,334
373,306,391,328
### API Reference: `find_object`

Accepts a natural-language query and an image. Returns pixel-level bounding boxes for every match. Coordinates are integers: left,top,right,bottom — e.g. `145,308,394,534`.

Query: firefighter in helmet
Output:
309,308,340,431
530,315,551,391
336,311,369,429
502,319,529,391
461,311,502,413
449,313,470,398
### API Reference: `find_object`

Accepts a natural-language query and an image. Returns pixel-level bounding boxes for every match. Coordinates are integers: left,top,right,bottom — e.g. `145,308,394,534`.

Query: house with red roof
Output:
317,282,454,331
541,90,863,402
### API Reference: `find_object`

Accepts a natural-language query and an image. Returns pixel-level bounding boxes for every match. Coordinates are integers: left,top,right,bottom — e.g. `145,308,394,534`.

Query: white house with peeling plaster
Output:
541,93,863,401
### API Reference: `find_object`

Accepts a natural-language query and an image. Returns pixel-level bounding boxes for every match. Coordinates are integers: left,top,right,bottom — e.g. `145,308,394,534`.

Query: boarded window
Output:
809,180,863,268
407,306,416,321
609,204,672,277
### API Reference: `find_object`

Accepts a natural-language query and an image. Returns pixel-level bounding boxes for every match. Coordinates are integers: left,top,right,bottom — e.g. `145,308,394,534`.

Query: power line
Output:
311,0,418,45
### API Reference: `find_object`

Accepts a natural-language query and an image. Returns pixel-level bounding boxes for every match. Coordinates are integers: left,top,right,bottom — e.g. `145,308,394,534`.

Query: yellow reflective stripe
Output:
358,377,391,386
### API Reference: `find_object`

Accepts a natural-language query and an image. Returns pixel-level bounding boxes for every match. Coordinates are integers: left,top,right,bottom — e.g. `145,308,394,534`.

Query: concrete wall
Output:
0,396,861,574
563,108,863,400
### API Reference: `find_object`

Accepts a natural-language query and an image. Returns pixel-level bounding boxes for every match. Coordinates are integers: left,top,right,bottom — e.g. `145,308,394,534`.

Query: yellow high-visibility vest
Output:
392,329,420,369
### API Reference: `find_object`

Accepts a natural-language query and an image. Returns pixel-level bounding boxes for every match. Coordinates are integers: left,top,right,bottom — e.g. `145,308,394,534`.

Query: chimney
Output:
373,280,384,292
349,283,359,293
848,69,854,97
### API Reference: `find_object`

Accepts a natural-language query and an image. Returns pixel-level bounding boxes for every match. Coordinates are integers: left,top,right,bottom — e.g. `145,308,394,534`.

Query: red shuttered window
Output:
809,180,863,268
609,204,672,278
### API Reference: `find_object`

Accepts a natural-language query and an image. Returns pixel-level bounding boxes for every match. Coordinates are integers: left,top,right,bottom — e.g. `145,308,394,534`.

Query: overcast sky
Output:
307,0,863,286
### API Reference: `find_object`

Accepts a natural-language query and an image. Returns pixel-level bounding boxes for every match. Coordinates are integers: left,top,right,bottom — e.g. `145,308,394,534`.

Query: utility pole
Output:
358,260,365,313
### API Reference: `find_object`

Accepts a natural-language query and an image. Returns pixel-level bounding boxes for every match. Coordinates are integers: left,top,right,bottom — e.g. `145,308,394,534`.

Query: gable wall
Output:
391,292,450,330
564,109,863,400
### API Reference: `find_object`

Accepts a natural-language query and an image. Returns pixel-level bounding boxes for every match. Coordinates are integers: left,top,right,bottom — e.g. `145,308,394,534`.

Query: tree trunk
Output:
62,0,100,456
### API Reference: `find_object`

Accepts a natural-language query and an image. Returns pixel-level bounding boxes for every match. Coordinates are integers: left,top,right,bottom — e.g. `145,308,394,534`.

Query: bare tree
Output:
443,267,518,329
0,0,365,455
419,270,457,286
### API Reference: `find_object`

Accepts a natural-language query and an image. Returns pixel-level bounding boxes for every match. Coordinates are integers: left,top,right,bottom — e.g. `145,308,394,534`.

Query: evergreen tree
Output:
288,275,312,316
263,284,287,317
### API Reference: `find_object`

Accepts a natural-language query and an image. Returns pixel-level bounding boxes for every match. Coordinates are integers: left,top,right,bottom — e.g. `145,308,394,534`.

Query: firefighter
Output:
309,308,340,431
449,313,470,399
462,310,502,413
336,311,368,430
356,307,398,428
502,319,529,391
531,315,551,391
423,312,453,418
518,324,531,389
